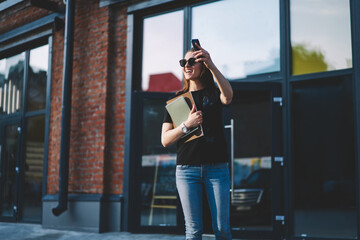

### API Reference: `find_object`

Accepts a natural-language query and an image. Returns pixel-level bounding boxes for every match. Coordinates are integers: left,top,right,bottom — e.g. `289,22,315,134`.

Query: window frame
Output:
288,0,353,81
130,0,355,86
350,0,360,238
132,0,284,93
0,35,52,222
126,1,359,239
0,0,24,11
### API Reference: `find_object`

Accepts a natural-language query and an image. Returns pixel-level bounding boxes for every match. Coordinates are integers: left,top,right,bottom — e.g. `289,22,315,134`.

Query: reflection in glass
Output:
28,45,48,112
0,53,25,115
230,91,272,230
192,0,280,79
142,11,183,92
22,115,45,222
0,124,19,218
140,98,177,226
292,77,356,238
291,0,352,75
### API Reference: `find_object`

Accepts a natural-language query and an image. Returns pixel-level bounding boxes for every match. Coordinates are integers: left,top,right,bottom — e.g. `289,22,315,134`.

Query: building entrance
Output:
0,43,48,223
0,118,21,221
223,82,283,239
0,111,46,224
132,83,284,238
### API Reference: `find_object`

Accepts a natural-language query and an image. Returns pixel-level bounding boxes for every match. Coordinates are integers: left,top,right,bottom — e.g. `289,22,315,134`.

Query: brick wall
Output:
103,5,128,194
48,1,128,195
1,0,128,195
47,19,65,194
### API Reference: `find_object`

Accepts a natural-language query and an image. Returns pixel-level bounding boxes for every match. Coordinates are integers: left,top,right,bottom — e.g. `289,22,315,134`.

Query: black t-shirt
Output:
163,87,229,166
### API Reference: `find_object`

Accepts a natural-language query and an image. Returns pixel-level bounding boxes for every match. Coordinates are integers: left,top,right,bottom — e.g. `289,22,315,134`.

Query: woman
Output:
161,43,233,240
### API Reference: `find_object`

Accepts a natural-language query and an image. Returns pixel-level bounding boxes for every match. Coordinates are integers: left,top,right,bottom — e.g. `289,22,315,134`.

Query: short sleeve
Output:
163,107,172,123
163,94,178,124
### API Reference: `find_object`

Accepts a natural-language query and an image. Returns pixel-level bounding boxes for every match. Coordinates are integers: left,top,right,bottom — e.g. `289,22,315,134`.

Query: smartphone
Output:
191,39,200,51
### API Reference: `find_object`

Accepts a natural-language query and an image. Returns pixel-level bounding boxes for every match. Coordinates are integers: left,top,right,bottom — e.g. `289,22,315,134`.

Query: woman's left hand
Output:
193,44,214,69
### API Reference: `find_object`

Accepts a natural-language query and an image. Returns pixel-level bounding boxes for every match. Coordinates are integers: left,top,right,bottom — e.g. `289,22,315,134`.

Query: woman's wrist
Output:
183,121,191,129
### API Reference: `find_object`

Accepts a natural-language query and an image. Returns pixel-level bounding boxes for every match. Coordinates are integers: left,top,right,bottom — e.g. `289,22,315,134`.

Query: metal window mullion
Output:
349,0,360,239
281,0,293,239
183,5,191,55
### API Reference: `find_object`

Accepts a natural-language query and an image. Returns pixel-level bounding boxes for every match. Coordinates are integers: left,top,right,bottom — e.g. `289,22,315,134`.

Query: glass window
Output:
292,77,356,238
192,0,280,79
0,124,19,218
0,44,48,222
291,0,352,75
0,53,25,115
22,115,45,222
142,11,184,92
230,90,273,230
140,98,177,226
28,45,49,112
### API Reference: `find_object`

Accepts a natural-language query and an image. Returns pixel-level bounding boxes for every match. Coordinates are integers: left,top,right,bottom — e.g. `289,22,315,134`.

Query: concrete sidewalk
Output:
0,222,249,240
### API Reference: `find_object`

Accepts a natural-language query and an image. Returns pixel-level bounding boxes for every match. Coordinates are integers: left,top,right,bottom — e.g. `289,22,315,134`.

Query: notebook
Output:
165,96,190,128
165,92,204,142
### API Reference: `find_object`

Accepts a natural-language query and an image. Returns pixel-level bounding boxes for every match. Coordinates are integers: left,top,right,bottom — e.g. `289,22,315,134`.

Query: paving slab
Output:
0,222,243,240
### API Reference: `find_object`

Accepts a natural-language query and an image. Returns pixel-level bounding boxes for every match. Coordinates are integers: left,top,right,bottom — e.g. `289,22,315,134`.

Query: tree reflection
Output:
292,44,328,75
28,66,47,111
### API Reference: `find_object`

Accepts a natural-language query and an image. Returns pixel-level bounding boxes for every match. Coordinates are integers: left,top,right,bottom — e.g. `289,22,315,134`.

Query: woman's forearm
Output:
209,64,233,105
162,105,203,147
161,123,184,147
194,45,233,105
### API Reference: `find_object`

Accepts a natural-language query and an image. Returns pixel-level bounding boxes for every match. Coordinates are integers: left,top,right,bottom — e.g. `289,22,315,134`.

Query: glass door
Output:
133,92,184,233
224,83,283,239
0,118,21,221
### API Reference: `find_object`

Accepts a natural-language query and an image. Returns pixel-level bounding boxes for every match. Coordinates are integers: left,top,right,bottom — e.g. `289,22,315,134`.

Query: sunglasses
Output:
179,58,197,67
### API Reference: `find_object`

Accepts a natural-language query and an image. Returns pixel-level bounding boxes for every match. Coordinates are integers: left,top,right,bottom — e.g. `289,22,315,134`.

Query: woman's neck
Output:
189,80,205,92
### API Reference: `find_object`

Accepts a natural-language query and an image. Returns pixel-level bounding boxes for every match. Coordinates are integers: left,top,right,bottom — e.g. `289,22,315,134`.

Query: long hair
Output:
176,48,216,95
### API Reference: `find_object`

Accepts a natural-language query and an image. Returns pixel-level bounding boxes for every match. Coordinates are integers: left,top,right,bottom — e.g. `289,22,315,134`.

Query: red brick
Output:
1,0,129,196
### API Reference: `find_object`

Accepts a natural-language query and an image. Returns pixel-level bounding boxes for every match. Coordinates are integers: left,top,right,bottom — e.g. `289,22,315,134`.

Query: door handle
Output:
224,119,234,199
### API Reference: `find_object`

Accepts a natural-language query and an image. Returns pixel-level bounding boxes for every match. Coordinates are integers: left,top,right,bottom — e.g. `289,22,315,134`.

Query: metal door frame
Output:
0,117,22,222
130,91,185,234
223,82,283,240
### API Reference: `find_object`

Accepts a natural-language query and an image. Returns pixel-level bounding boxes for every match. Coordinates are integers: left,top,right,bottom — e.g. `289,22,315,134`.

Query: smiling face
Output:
182,51,202,81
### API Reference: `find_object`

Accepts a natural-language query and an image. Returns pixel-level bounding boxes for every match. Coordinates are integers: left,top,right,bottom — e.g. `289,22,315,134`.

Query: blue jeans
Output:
176,163,232,240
